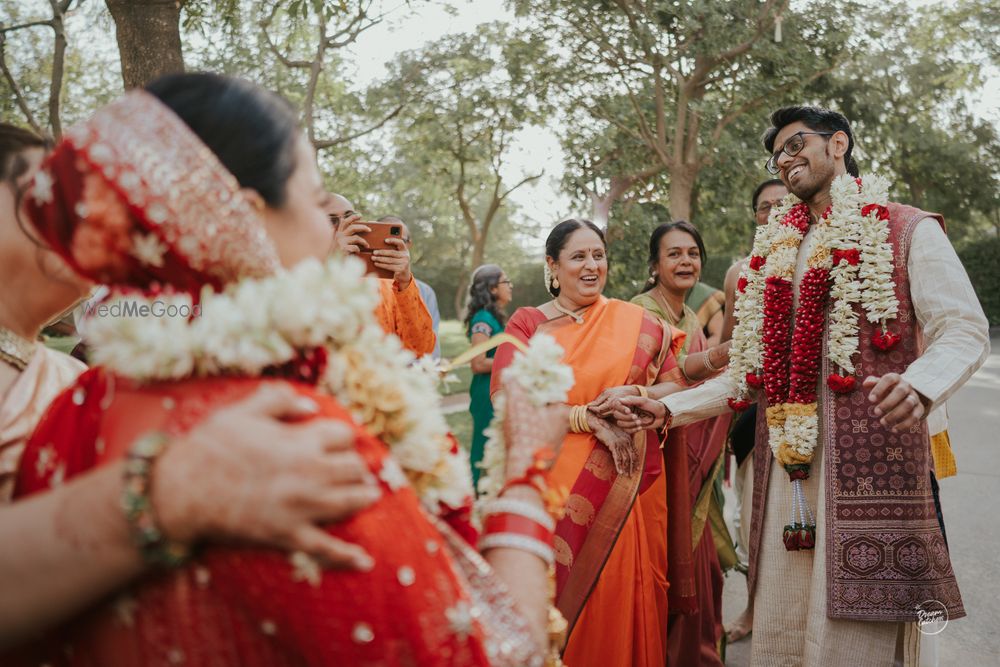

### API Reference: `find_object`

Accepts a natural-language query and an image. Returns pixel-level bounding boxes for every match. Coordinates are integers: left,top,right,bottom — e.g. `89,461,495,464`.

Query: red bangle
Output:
483,513,554,546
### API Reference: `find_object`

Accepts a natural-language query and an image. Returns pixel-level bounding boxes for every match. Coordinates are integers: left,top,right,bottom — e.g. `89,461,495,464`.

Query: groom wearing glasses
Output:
614,106,989,666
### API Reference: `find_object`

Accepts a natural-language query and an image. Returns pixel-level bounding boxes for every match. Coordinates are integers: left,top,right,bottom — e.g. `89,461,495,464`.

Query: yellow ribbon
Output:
438,333,527,374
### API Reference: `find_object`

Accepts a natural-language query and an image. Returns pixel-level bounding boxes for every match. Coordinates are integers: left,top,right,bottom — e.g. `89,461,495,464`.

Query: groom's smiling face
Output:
772,121,844,203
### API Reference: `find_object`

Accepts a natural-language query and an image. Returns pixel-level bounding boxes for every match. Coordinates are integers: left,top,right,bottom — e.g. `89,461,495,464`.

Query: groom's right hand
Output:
610,395,669,433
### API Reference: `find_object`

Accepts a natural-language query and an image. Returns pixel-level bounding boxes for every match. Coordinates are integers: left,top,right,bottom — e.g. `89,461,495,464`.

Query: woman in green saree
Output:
464,264,513,491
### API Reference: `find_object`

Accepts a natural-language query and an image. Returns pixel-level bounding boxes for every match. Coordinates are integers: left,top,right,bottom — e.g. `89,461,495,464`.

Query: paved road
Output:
721,332,1000,666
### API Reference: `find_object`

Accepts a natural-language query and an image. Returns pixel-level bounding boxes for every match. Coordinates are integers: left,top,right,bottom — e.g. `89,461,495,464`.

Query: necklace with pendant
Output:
0,326,35,371
551,299,590,324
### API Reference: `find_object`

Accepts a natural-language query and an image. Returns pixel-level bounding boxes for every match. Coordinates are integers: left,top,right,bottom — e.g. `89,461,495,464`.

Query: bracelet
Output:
482,497,556,532
632,384,648,399
569,405,593,434
482,514,554,546
478,532,555,566
121,431,191,568
659,403,674,436
703,349,721,373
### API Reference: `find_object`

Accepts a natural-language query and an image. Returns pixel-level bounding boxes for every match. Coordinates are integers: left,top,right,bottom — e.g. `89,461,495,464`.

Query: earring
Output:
552,276,560,289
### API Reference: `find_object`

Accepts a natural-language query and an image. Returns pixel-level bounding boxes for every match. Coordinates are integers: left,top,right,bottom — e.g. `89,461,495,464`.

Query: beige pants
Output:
750,440,925,667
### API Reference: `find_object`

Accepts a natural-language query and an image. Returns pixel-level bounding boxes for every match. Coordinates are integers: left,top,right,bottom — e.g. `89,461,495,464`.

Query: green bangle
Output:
121,431,190,568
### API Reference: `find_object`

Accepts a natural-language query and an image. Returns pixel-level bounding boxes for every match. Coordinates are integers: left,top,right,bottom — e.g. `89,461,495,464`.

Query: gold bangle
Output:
633,384,648,399
570,405,593,434
703,349,721,373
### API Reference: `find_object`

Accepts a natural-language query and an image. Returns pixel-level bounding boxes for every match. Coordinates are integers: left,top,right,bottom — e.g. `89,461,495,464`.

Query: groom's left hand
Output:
863,373,929,433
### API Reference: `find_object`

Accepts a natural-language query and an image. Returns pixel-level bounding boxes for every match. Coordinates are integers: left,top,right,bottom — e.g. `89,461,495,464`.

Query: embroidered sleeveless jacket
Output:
747,203,965,622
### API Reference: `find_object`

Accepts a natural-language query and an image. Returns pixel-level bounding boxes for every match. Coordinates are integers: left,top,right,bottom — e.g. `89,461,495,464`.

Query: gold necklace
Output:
551,299,590,324
654,284,684,325
0,326,35,371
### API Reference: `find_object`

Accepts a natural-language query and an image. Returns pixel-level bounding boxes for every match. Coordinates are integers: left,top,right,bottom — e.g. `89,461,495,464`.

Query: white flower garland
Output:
727,173,897,393
85,255,472,511
475,333,574,501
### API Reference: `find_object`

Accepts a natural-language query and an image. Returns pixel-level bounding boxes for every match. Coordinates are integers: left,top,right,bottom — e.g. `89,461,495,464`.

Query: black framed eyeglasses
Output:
765,131,834,174
499,279,513,287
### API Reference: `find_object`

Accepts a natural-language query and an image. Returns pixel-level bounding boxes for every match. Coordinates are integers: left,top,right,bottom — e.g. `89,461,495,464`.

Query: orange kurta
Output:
374,279,436,356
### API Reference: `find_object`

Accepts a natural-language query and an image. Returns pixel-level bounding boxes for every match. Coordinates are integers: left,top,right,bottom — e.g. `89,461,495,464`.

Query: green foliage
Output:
821,0,1000,245
374,22,556,314
958,236,1000,326
2,0,996,328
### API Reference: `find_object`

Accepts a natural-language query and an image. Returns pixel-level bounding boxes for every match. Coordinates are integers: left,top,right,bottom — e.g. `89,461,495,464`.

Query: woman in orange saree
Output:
6,75,568,666
490,219,687,667
631,221,734,666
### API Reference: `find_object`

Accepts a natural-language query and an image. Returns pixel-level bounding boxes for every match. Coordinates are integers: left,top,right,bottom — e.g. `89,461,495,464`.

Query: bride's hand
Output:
587,410,639,476
153,383,381,570
501,381,569,486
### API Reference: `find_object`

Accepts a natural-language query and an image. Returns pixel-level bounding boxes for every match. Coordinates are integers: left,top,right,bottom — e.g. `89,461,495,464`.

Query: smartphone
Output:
356,221,403,280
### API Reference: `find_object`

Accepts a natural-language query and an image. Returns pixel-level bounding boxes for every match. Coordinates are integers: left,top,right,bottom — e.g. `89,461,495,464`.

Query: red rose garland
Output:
725,176,899,551
788,267,831,404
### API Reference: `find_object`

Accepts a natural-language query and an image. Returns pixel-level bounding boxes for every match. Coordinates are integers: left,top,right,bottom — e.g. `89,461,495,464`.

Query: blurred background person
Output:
684,280,726,347
720,177,786,645
381,216,441,359
463,263,511,490
326,195,435,355
0,123,89,503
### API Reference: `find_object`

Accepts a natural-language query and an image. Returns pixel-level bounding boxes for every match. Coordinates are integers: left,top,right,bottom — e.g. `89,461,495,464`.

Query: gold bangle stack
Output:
703,349,721,373
569,405,593,434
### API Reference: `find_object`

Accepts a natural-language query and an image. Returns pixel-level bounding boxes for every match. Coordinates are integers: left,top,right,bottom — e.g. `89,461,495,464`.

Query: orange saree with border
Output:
492,297,684,667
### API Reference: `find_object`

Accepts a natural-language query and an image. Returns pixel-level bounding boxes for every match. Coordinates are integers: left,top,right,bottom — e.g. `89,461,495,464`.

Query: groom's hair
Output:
762,106,859,177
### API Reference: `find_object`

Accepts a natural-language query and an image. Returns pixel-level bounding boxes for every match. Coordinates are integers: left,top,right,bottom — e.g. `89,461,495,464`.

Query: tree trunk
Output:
105,0,185,89
48,1,68,137
668,163,697,221
591,193,614,228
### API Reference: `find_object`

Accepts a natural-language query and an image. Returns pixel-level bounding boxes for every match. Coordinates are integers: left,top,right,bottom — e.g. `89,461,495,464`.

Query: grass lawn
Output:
438,319,474,397
445,410,474,453
439,319,476,451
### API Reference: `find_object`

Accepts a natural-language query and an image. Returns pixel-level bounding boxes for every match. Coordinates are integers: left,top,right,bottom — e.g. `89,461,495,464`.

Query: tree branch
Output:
312,100,406,150
0,19,52,34
47,0,68,137
258,4,312,68
499,172,543,201
0,35,44,134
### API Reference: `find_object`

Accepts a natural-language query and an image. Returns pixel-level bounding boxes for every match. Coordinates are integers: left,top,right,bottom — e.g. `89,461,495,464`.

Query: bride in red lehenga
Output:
6,74,568,666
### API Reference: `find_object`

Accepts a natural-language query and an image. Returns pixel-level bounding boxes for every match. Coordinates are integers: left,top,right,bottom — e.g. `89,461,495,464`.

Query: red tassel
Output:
798,527,816,550
826,373,857,394
872,329,901,351
783,525,800,551
728,398,751,412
